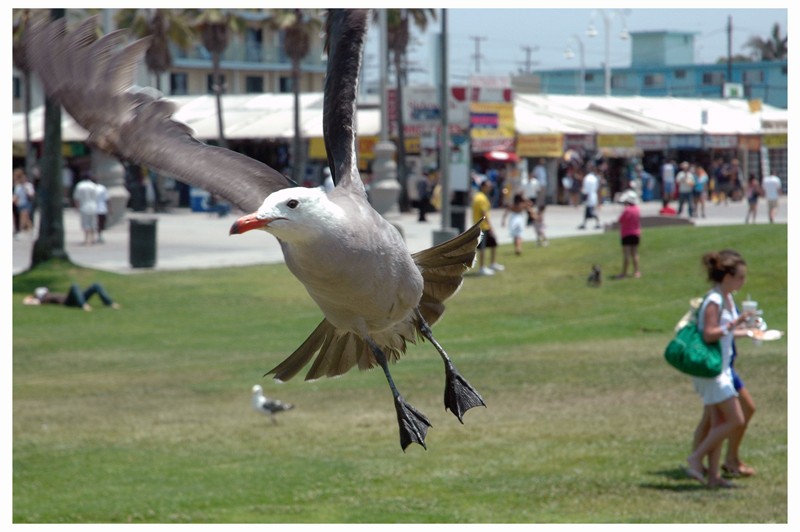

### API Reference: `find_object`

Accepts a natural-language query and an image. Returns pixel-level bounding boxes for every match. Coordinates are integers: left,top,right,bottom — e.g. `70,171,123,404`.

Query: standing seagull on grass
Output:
251,385,294,425
26,9,484,451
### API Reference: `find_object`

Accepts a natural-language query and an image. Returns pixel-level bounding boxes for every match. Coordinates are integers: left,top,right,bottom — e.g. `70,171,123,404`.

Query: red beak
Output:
230,213,270,235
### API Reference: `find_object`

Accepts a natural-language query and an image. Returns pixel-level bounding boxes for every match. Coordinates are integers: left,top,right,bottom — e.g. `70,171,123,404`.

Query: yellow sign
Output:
517,134,563,157
404,136,420,154
309,137,326,159
309,136,382,162
597,134,636,148
470,102,515,141
762,133,787,148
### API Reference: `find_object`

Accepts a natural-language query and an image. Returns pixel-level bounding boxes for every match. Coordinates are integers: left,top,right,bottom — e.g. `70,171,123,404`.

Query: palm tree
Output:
189,9,247,149
269,9,323,184
375,9,437,211
744,23,787,61
114,9,195,92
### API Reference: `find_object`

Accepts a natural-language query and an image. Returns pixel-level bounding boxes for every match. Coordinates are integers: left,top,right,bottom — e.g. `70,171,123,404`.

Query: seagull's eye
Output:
287,199,299,209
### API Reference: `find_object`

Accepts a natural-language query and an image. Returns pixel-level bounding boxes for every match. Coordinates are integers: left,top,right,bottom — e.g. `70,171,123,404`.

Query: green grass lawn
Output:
12,224,787,523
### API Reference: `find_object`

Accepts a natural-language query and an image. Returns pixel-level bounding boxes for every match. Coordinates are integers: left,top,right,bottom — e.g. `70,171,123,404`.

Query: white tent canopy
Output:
13,92,786,144
12,92,382,143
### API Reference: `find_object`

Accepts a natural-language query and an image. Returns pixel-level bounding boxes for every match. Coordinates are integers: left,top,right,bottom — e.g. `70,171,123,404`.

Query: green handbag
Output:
664,295,723,378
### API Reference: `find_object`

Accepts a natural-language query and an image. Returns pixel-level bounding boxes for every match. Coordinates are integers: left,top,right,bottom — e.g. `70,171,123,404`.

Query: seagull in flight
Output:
26,9,485,450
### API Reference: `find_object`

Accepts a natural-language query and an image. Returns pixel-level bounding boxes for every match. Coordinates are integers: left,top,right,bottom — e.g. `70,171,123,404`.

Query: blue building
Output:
531,31,787,109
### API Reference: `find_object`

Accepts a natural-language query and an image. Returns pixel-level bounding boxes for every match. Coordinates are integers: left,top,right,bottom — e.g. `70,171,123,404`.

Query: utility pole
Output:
727,15,733,82
433,9,458,245
520,45,539,75
469,35,486,73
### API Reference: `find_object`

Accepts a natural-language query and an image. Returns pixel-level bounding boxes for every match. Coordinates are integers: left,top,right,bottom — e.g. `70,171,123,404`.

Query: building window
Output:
674,69,687,79
702,72,725,86
644,73,665,88
585,73,595,83
207,73,226,94
245,28,263,62
611,74,626,89
246,75,264,93
170,73,188,95
13,76,21,99
743,70,764,84
279,76,293,93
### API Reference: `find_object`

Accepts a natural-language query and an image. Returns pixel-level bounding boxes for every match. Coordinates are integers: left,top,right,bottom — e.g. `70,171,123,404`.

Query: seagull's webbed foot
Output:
443,359,486,423
394,395,432,451
366,335,431,450
415,309,486,422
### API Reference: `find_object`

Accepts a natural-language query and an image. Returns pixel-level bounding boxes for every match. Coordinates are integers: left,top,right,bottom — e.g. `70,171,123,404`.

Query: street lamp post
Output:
371,9,401,215
564,34,585,95
586,9,629,96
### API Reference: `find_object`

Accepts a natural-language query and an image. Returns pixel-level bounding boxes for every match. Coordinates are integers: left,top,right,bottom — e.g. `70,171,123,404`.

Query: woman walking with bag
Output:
685,249,755,488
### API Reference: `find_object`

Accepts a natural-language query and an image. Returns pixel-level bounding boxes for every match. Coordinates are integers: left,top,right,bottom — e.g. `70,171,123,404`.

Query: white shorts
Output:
692,369,738,405
80,212,98,231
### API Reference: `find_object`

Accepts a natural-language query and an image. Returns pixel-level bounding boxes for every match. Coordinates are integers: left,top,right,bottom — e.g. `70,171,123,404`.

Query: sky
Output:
361,5,790,87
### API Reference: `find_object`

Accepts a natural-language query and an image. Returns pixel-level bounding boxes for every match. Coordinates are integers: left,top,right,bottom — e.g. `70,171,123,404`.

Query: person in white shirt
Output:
578,162,601,229
661,160,676,200
760,174,782,223
72,175,99,245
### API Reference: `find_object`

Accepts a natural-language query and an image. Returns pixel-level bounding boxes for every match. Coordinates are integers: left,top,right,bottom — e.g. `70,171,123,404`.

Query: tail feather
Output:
268,319,414,382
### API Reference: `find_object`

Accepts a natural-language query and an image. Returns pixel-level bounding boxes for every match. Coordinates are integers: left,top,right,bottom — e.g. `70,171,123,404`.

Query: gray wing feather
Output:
26,16,292,213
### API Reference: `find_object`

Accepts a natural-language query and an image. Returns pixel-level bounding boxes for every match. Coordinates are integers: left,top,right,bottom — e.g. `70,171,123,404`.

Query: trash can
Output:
449,191,469,233
129,218,157,268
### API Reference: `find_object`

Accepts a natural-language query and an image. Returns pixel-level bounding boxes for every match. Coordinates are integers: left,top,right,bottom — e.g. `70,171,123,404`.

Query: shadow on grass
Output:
639,467,732,492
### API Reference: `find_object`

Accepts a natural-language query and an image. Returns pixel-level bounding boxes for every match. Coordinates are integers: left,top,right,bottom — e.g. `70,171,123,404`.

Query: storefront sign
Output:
309,136,379,162
762,133,787,148
470,101,515,153
472,137,514,153
703,135,738,149
669,134,703,149
597,134,636,148
517,134,564,157
564,134,595,152
635,134,668,151
388,86,470,138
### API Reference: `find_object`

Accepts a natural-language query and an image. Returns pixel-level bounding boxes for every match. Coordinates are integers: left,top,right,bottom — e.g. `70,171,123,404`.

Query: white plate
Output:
748,329,784,341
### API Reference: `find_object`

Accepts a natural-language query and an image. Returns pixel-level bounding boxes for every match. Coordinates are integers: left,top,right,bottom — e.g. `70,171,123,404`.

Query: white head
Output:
230,187,345,243
251,384,263,395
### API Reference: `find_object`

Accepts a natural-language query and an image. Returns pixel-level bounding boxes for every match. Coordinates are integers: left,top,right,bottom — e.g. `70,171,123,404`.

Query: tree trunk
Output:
212,52,227,149
31,87,69,267
394,52,410,212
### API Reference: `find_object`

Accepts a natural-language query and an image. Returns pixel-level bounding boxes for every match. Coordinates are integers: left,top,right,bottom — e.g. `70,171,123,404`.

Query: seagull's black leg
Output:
365,336,431,451
415,309,486,423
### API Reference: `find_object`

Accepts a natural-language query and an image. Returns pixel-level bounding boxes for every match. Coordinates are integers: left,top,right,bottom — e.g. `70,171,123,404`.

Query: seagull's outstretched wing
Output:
25,16,292,213
322,9,369,188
